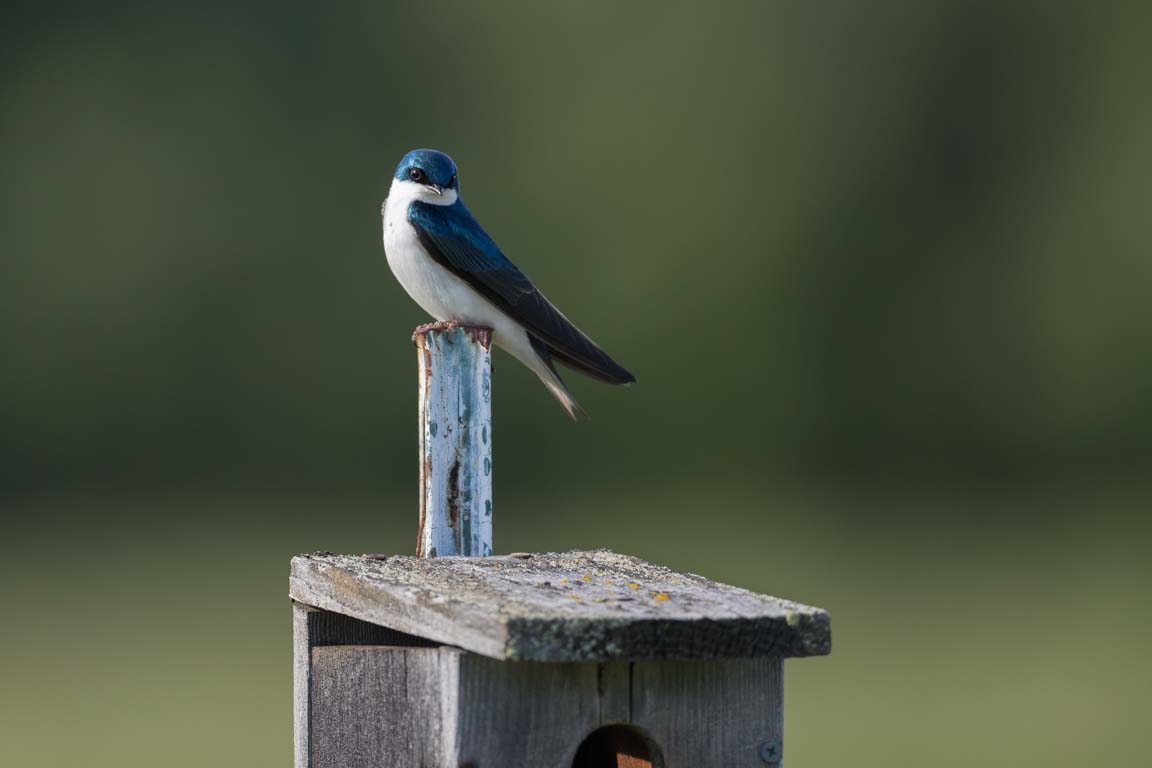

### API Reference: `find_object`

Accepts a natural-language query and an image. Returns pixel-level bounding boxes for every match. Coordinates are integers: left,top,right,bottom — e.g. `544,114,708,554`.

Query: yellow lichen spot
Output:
627,583,641,590
652,592,670,602
492,564,501,569
559,579,569,585
581,574,593,582
569,595,582,602
603,580,615,586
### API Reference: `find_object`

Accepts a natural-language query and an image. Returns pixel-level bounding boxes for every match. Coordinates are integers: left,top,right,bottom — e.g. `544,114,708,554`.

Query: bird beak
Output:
425,184,444,196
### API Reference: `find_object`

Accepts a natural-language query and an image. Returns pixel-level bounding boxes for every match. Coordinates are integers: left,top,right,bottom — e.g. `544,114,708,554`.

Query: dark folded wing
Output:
408,200,635,384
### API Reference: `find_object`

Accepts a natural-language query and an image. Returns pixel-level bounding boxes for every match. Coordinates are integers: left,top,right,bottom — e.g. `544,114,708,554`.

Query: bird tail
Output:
539,365,587,420
529,336,587,420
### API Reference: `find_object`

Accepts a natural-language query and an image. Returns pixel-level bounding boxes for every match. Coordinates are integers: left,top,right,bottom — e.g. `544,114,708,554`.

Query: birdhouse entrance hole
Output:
572,725,663,768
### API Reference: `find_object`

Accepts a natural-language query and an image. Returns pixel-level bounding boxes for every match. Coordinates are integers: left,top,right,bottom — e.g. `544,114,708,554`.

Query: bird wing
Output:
408,200,635,384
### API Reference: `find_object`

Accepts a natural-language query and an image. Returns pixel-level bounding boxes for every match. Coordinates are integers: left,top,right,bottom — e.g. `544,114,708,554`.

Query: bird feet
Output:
412,320,463,343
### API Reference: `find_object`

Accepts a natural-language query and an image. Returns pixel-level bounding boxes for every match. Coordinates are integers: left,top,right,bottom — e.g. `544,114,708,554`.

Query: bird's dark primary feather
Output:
408,199,635,385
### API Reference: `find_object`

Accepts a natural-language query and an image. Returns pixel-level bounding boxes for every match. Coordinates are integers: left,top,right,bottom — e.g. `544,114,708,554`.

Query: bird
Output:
381,148,635,419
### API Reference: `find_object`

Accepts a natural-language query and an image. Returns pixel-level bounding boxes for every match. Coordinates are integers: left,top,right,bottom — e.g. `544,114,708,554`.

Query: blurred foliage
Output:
2,2,1151,767
3,0,1150,499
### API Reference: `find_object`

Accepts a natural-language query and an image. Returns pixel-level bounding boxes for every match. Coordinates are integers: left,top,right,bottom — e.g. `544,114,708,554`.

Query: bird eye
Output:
448,174,457,188
408,168,426,182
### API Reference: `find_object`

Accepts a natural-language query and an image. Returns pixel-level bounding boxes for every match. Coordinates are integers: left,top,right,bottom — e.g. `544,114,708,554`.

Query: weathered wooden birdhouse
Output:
290,327,831,768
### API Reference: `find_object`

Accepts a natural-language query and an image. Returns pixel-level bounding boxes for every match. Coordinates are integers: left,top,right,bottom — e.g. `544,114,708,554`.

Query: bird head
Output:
393,149,459,204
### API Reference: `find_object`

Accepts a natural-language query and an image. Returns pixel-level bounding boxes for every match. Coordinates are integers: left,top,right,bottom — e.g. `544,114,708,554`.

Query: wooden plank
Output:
290,550,830,662
295,603,442,768
293,604,313,768
300,602,440,648
453,655,601,767
631,657,783,767
597,662,632,725
415,325,494,558
309,646,455,768
297,625,786,767
304,647,646,768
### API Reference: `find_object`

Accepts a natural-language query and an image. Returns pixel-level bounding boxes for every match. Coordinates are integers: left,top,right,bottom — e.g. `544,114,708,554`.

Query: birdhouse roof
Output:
290,550,830,662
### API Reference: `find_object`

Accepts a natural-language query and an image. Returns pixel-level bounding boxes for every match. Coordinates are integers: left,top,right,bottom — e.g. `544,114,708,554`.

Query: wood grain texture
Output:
415,326,494,558
310,646,453,768
290,550,830,662
632,657,783,767
597,661,631,725
293,604,313,768
453,654,602,766
302,644,645,768
296,605,788,767
296,603,442,768
301,602,440,648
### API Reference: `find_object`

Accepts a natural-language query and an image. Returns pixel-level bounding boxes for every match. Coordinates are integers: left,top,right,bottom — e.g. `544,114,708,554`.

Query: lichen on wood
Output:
290,549,831,662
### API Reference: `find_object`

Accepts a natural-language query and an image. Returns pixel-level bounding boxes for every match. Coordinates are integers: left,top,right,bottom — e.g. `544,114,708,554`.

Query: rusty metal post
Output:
414,324,494,557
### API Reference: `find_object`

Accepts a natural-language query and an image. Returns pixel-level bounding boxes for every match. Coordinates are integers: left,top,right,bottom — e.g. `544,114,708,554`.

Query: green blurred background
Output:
3,1,1150,765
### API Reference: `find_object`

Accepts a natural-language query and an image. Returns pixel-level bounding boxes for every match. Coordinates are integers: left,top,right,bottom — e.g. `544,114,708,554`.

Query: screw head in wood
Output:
759,738,782,763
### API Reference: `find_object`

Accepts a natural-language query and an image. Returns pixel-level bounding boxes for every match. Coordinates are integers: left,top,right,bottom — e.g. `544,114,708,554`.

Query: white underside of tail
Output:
382,179,582,418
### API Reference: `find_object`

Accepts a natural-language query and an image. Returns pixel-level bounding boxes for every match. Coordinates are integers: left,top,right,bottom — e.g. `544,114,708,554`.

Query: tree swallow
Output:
381,148,635,418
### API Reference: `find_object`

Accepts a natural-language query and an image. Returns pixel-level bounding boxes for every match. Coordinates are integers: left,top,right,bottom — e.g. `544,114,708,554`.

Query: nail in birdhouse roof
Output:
290,550,830,662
